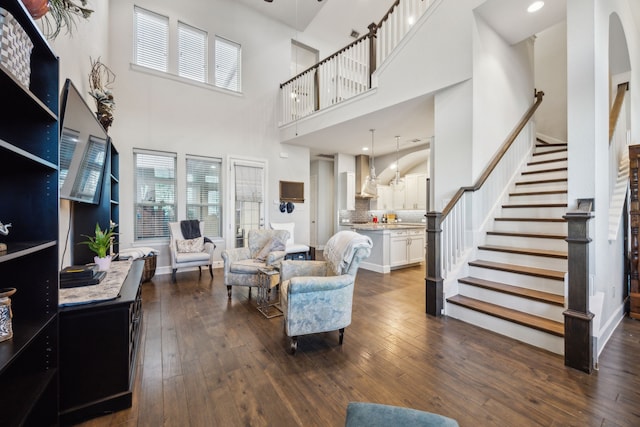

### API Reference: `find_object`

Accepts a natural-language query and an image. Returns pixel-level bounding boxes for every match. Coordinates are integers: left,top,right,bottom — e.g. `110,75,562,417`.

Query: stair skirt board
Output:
457,282,565,320
446,303,564,355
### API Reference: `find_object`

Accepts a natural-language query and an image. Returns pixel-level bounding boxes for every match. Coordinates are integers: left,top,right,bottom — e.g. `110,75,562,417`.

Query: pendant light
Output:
362,129,378,197
391,135,405,192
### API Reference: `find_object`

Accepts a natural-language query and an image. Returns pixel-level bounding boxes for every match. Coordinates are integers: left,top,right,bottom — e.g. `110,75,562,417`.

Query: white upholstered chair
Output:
168,221,215,283
270,222,310,260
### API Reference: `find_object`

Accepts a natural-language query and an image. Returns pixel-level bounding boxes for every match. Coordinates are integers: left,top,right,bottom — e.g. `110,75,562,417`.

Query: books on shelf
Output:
60,265,106,288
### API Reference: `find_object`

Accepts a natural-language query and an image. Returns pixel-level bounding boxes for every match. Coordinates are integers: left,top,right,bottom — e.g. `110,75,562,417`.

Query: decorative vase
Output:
21,0,49,19
0,288,16,343
94,255,112,271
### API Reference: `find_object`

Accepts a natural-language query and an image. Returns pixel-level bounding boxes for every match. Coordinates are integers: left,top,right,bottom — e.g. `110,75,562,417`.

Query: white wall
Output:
472,14,535,182
535,21,568,142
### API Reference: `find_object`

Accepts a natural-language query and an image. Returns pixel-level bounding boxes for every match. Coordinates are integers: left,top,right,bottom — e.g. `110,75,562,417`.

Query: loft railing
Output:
280,0,433,125
425,90,545,316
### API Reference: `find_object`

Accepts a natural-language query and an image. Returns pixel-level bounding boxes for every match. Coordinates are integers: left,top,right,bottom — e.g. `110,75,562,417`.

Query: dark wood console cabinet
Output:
59,260,144,425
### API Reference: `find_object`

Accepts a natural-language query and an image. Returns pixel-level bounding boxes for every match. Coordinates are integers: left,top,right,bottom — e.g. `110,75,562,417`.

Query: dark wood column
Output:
367,22,377,88
563,200,594,373
425,211,443,316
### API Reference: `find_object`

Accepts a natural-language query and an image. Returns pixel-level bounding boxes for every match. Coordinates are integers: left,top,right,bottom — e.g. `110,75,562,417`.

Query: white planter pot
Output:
94,255,112,271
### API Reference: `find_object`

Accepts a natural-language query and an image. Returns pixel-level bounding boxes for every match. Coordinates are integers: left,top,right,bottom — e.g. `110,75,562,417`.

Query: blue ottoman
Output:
345,402,459,427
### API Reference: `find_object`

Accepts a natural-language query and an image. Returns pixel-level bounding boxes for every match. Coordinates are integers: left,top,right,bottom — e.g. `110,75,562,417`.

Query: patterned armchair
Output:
280,230,372,354
221,229,289,299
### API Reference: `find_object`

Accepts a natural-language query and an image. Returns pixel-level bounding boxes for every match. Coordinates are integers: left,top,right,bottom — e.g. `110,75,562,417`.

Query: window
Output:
134,150,177,240
178,21,208,83
215,36,241,91
134,7,169,72
186,155,222,237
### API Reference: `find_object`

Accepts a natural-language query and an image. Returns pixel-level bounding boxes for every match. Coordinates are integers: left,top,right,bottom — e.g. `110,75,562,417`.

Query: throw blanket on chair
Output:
180,220,213,243
324,230,372,275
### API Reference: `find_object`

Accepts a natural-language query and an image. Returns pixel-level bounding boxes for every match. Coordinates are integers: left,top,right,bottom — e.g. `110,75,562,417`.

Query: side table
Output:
257,266,282,318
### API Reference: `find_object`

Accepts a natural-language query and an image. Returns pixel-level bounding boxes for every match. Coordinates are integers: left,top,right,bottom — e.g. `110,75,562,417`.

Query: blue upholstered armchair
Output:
280,230,372,354
221,229,289,299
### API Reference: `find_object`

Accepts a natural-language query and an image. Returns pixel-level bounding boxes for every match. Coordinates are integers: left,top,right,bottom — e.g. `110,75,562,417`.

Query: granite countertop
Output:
59,260,133,307
349,222,426,231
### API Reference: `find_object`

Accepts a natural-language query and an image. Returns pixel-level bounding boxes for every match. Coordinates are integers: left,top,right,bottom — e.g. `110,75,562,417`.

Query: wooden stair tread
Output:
502,203,567,208
459,277,565,306
447,295,565,337
532,148,567,156
527,157,568,166
494,217,566,223
487,230,566,240
515,178,567,186
535,138,567,147
478,244,567,259
509,190,567,197
468,259,565,280
522,167,567,176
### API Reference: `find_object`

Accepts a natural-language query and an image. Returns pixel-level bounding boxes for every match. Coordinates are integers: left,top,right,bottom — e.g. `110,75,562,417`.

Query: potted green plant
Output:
81,222,116,271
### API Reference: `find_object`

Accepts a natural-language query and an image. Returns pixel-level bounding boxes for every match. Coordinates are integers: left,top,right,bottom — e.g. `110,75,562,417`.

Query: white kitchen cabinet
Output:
372,184,392,210
392,185,406,209
390,229,424,267
341,171,355,210
404,173,428,210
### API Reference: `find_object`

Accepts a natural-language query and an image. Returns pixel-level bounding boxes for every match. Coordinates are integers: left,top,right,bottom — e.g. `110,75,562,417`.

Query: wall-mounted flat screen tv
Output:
59,79,109,205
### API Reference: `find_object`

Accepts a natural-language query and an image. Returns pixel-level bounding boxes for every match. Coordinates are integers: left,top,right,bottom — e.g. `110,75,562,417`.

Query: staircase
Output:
446,140,568,355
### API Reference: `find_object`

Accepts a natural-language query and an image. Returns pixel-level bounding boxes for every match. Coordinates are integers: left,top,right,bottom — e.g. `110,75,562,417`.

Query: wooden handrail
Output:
609,82,629,143
441,90,545,218
377,0,400,27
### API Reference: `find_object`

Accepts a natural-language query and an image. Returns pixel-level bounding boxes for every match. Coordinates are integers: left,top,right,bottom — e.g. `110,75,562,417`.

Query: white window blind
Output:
215,36,241,91
134,150,177,240
186,155,222,237
134,7,169,72
178,21,208,83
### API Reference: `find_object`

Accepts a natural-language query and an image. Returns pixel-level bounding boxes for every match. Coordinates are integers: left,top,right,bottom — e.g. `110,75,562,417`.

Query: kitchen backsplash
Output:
339,198,426,224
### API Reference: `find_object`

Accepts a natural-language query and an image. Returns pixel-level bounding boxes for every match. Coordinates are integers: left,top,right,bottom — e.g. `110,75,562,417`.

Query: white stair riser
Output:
513,181,567,192
492,220,567,235
484,234,568,252
518,170,567,182
534,144,567,153
507,193,567,204
468,265,564,294
446,304,564,355
525,159,568,172
457,283,565,320
477,249,567,271
499,206,567,218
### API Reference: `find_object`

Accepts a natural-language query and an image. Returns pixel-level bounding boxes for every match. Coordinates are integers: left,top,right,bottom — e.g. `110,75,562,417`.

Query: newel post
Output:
426,211,443,316
367,22,377,88
563,200,594,373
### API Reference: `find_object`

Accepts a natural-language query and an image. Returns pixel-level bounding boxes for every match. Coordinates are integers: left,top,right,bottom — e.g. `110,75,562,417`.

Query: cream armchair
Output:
280,230,372,354
168,221,215,283
221,229,290,299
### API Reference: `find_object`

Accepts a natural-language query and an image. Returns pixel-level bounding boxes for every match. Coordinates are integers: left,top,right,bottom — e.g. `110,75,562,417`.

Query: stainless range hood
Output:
355,155,377,198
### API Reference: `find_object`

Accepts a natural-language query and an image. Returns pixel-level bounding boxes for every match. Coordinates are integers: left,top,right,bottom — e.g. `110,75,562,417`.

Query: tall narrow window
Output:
134,150,177,240
134,7,169,72
186,155,222,237
178,21,208,83
215,36,241,92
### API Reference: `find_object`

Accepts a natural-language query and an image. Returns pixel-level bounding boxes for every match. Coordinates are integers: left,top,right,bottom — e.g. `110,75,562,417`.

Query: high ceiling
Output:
239,0,568,160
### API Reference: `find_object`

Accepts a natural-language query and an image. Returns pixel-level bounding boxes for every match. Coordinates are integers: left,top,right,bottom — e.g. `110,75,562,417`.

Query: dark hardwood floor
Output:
76,264,640,426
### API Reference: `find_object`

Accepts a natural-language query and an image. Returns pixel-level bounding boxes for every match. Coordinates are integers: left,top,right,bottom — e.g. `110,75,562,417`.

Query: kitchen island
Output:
350,223,425,273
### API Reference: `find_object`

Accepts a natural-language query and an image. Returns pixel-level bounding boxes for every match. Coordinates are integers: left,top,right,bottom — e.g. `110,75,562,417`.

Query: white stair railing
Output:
280,0,434,125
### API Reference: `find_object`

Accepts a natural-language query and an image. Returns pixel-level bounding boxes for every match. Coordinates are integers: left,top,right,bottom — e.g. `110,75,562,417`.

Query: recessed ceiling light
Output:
362,146,369,151
527,1,544,13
